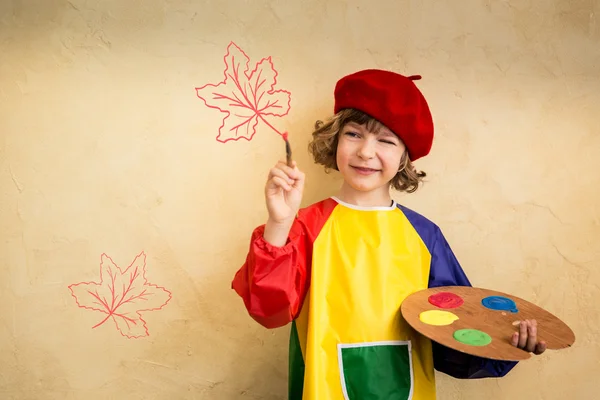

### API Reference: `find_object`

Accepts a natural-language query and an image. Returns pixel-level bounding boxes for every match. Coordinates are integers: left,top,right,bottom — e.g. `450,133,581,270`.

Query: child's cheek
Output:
336,141,350,165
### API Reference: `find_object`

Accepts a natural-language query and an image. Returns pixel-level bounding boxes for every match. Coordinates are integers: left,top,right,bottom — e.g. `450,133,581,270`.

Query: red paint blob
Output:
282,131,288,141
428,292,464,309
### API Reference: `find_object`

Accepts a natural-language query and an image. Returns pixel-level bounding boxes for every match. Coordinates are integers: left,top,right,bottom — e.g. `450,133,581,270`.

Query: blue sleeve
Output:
399,205,518,379
428,229,518,379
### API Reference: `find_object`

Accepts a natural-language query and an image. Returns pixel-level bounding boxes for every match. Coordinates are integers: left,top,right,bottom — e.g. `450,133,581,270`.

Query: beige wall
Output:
1,0,598,399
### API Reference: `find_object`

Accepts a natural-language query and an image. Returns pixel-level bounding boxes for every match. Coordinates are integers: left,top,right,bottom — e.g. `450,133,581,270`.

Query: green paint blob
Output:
453,329,492,346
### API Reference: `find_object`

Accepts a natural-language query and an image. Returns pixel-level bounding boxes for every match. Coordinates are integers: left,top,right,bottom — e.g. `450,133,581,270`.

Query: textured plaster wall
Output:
1,0,598,399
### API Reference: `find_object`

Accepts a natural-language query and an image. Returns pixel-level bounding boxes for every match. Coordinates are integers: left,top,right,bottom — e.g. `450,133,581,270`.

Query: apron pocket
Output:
338,341,413,400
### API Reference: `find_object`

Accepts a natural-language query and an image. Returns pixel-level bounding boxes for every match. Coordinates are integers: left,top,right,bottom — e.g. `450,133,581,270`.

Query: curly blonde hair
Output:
308,109,426,193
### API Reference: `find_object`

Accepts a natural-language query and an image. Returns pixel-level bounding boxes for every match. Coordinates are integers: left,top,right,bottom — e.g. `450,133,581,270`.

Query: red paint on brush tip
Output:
282,132,288,141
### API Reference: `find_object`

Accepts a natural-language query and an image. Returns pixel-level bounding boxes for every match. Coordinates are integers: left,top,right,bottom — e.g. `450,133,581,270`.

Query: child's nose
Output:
357,140,376,159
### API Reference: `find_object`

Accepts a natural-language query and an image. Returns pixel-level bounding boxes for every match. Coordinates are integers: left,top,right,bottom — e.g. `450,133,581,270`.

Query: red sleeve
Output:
231,217,312,329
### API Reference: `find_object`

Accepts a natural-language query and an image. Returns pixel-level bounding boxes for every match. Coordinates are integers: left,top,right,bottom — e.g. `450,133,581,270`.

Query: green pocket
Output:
338,341,413,400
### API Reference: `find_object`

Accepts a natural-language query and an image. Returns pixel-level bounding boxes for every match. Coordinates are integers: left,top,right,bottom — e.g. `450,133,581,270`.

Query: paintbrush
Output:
283,132,292,167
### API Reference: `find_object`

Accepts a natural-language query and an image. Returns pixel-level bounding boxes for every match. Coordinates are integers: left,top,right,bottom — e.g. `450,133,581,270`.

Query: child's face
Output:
336,121,406,194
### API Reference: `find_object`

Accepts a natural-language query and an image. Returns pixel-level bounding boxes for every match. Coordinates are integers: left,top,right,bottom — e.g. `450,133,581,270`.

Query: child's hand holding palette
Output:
400,286,575,361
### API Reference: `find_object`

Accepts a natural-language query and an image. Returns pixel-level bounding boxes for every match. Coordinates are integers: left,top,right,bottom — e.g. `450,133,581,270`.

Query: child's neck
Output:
335,183,393,208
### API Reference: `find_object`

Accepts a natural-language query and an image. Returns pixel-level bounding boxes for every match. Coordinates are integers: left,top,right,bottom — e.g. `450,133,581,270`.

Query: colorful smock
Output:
232,197,517,399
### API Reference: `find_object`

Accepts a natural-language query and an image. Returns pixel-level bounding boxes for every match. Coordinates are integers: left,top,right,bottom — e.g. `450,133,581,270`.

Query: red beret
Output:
333,69,434,161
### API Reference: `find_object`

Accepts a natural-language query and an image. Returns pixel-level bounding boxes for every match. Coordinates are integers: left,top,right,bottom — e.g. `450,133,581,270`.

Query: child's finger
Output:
276,160,301,180
518,321,528,348
511,332,519,347
526,320,538,352
534,341,547,355
269,166,295,185
292,168,306,190
269,176,293,191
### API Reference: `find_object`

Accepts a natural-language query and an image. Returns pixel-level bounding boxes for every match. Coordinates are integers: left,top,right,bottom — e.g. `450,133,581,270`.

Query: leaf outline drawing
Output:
195,41,292,142
68,251,172,339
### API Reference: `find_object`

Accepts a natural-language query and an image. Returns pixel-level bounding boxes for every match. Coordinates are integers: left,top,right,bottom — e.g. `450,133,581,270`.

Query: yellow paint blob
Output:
419,310,459,326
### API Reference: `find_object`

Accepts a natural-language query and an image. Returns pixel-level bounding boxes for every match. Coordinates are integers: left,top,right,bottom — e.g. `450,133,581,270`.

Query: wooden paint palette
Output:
400,286,575,361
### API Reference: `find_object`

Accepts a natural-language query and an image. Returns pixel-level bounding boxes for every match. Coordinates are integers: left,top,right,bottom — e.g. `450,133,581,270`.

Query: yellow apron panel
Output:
295,202,437,400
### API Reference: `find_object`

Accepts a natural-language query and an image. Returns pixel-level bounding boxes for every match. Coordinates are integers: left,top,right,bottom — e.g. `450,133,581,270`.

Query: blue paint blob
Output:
481,296,518,313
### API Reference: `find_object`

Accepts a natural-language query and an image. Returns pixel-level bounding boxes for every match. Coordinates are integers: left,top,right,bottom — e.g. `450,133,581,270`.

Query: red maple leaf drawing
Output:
195,41,292,142
68,252,172,339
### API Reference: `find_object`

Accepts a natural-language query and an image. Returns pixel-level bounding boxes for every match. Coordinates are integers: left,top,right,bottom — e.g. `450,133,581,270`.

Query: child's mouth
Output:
351,166,380,175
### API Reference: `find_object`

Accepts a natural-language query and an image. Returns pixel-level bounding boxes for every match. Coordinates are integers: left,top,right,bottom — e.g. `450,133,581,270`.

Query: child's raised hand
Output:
511,319,547,355
264,160,305,226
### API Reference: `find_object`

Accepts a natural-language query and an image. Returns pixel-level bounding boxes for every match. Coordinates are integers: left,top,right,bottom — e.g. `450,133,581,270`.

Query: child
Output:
231,69,546,399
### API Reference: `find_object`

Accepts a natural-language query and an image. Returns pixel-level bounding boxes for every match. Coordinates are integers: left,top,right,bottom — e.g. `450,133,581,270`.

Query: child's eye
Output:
380,140,396,145
345,131,360,138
